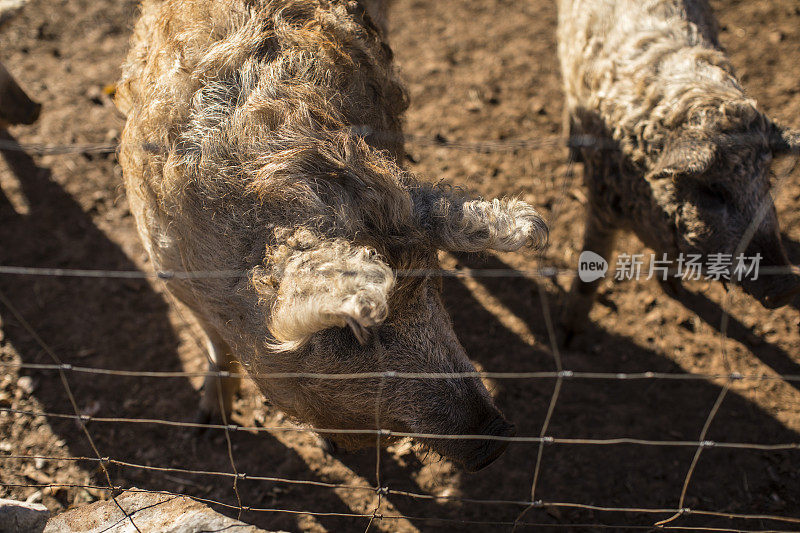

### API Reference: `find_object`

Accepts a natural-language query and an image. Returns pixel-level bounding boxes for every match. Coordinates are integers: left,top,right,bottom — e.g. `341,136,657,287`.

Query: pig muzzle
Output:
740,235,800,309
460,416,516,473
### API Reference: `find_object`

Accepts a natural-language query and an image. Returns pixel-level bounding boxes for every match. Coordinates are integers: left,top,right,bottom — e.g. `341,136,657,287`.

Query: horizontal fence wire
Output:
1,481,798,531
0,264,798,280
1,128,795,156
0,265,569,280
0,130,586,156
2,360,799,383
2,127,799,531
3,407,800,450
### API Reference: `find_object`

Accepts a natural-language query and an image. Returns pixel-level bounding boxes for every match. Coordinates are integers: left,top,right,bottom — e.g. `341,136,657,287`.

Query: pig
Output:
557,0,800,340
115,0,548,472
0,62,40,129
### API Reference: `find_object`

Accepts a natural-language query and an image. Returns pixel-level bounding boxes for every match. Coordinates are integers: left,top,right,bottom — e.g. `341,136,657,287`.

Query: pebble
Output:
17,376,35,395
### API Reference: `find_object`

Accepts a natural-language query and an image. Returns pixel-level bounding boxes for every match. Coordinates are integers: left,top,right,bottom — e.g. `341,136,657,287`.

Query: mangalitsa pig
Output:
558,0,800,337
116,0,548,471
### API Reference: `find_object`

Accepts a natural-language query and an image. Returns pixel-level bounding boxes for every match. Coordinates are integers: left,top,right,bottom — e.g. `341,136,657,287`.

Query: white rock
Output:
44,489,287,533
24,491,43,504
16,376,35,395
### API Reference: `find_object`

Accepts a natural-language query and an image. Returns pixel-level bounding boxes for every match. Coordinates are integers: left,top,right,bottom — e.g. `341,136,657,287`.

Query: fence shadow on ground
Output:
662,286,800,391
782,232,800,311
0,132,384,532
2,133,799,532
442,250,800,532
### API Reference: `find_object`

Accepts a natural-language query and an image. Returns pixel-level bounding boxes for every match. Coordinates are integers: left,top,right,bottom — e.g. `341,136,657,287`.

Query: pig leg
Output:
560,205,616,346
197,321,241,426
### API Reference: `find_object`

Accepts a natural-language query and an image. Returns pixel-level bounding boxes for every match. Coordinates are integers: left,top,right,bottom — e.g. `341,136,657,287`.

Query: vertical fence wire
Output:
1,135,799,530
0,289,142,533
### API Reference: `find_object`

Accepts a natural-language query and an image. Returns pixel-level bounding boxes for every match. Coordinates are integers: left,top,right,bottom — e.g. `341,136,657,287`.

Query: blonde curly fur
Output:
116,0,538,463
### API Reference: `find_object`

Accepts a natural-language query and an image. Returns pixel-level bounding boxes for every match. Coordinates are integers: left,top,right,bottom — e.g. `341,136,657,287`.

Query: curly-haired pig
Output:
116,0,548,471
558,0,800,339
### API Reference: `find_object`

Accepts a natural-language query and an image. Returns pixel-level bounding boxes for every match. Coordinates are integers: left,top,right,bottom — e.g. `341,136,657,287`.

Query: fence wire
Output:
0,289,142,532
1,130,800,532
3,481,800,531
4,360,800,382
4,406,800,450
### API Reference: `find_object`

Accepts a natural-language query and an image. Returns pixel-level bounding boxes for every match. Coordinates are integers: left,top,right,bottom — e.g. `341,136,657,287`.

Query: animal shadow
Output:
0,131,372,532
431,250,800,532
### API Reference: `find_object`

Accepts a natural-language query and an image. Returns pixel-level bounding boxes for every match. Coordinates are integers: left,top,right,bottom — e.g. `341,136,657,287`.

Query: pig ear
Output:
412,186,548,253
266,241,395,351
651,137,717,178
770,125,800,154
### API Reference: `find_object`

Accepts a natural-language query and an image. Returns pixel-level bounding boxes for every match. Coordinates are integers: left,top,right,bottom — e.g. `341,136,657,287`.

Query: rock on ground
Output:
43,490,286,533
0,497,50,533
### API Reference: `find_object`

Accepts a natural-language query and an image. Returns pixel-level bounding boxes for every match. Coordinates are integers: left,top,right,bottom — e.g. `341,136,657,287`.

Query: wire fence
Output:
1,129,800,531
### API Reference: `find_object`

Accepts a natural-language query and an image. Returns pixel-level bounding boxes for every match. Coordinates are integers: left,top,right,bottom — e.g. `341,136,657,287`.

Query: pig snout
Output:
420,397,516,473
740,233,800,309
460,415,516,473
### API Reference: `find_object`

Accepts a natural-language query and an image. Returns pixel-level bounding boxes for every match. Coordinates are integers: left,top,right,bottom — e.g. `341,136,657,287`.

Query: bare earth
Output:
1,1,799,531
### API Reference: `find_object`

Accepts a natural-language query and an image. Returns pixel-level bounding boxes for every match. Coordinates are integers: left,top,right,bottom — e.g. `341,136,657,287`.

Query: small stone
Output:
768,30,785,44
17,376,35,395
79,401,101,418
530,99,547,115
771,492,784,504
24,468,51,485
0,498,49,533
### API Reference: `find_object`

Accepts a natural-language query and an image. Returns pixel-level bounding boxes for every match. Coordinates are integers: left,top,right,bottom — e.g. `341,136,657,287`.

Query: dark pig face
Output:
253,193,546,471
646,121,800,308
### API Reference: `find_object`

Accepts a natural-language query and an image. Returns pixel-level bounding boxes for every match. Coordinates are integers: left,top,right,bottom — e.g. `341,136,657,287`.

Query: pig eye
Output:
696,184,728,210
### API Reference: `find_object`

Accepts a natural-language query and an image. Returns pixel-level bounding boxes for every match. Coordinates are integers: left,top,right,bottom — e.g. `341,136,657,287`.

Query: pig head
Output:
641,107,800,308
240,190,548,472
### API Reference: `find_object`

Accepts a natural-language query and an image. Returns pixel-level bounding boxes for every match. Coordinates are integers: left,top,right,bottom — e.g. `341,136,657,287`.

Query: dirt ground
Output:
1,0,799,531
